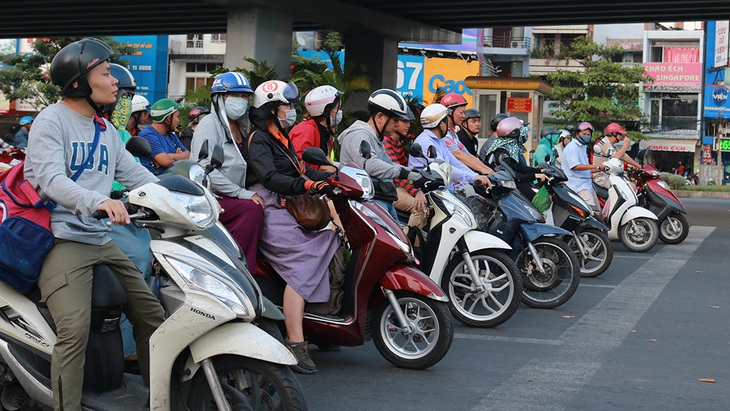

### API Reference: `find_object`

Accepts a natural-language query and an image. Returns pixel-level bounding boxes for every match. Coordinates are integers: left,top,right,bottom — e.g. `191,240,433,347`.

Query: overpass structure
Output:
4,0,730,89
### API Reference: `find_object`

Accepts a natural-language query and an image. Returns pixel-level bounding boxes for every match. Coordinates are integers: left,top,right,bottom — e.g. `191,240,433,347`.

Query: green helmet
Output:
150,98,182,122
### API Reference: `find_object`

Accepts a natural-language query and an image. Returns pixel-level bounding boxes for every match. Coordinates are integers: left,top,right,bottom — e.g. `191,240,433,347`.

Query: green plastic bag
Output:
531,185,551,213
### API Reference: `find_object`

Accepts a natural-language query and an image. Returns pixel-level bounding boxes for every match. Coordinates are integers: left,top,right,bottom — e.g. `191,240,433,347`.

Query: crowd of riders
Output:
11,37,654,411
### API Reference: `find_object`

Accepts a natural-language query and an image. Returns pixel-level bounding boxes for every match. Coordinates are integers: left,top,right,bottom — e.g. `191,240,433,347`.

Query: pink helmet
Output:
605,122,627,135
496,117,523,138
440,93,468,109
577,122,594,132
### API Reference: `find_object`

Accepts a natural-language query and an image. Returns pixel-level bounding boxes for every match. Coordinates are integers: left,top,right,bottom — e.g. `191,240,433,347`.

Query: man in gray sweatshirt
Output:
338,89,424,220
23,38,165,411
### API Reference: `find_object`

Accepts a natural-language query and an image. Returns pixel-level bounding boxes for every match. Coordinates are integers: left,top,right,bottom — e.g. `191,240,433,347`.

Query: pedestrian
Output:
138,98,190,174
13,116,33,150
677,161,685,176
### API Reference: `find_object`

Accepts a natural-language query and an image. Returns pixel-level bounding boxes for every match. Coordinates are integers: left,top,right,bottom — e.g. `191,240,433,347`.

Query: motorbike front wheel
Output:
187,355,307,411
567,228,613,278
659,212,689,244
620,217,658,252
372,291,453,370
442,249,522,327
515,237,580,309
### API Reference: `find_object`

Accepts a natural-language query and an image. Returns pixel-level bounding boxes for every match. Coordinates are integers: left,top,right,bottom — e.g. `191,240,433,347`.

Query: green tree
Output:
0,37,134,111
546,36,651,140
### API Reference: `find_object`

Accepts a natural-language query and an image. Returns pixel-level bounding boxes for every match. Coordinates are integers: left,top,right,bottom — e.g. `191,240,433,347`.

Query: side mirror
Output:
359,141,372,160
125,137,152,158
427,145,437,159
302,147,332,167
409,143,425,159
545,154,551,163
210,145,224,170
198,140,210,161
592,144,602,156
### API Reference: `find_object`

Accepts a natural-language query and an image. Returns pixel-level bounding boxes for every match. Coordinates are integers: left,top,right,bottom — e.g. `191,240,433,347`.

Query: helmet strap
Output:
374,113,391,140
85,96,104,116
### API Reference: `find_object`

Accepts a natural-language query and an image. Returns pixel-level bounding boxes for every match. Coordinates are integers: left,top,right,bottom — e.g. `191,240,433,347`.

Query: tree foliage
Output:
0,37,134,110
546,36,651,138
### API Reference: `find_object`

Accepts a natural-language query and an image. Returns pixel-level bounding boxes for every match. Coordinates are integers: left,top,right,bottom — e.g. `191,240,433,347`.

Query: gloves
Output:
410,173,426,189
305,180,335,197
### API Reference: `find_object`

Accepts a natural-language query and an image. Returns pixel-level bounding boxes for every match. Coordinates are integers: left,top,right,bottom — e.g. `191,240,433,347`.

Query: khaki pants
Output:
593,172,611,189
393,187,428,229
39,239,165,411
577,189,601,213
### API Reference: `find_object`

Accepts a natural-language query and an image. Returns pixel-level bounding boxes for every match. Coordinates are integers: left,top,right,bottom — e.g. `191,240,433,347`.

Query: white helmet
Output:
420,104,449,129
367,89,409,120
304,85,343,117
131,94,150,114
253,80,300,108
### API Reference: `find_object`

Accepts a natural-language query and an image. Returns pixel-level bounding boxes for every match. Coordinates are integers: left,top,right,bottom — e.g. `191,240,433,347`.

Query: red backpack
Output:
0,162,55,293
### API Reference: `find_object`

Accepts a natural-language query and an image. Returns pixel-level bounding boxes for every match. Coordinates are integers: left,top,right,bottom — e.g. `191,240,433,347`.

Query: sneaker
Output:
286,339,318,374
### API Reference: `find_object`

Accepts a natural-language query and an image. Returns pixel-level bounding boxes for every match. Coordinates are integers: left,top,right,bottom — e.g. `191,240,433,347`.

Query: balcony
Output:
529,58,584,75
169,40,226,56
484,36,531,49
531,25,591,35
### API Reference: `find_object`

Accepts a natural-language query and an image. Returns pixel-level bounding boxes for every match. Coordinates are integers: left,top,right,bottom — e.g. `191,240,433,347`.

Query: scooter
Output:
633,164,689,244
594,157,659,252
539,162,613,278
469,165,580,309
0,144,306,410
252,146,454,370
408,143,522,328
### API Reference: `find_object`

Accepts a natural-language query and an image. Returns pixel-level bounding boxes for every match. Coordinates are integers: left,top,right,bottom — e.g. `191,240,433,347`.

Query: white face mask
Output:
224,96,249,120
279,108,297,128
330,109,343,126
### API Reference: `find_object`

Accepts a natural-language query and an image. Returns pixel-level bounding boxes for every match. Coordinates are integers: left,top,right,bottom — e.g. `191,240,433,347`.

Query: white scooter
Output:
0,156,306,410
407,144,522,328
597,157,659,252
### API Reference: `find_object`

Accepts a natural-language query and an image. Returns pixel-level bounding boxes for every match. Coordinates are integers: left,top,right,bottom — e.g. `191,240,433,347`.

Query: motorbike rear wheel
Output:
567,228,613,278
442,249,522,327
620,217,658,252
658,212,689,244
187,355,307,411
372,291,453,370
515,237,580,309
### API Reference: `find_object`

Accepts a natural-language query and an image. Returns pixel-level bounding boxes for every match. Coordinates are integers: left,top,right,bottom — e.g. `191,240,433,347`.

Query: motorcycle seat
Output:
593,184,609,200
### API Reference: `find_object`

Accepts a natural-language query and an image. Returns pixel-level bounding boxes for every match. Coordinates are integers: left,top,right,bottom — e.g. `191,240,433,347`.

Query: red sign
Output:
507,97,532,113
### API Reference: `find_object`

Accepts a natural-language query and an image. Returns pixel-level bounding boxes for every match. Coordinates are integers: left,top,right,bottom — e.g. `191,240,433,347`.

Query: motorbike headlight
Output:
436,162,454,187
440,190,476,228
188,163,205,185
341,166,374,200
171,191,216,229
165,257,250,318
657,180,671,191
350,201,411,254
500,179,517,189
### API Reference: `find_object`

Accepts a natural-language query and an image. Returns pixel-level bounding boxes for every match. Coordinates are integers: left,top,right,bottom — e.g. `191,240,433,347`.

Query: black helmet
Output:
464,109,481,121
109,63,136,92
189,106,210,123
540,126,557,138
490,113,509,132
51,38,113,98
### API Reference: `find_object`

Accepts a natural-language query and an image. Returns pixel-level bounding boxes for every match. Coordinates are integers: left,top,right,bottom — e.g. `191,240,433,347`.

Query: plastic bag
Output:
531,185,551,213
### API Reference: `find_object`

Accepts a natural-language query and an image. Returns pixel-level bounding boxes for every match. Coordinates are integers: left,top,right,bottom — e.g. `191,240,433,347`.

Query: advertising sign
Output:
643,62,702,92
704,21,730,119
714,21,729,68
113,35,169,105
396,55,425,102
644,139,695,152
422,57,478,107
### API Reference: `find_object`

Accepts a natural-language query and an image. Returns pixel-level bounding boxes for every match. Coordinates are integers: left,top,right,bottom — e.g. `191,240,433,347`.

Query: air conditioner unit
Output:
511,41,519,48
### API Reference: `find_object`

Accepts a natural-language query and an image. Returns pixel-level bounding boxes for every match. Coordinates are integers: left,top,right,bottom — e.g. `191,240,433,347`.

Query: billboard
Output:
421,57,479,107
704,21,730,119
113,35,169,105
643,62,702,92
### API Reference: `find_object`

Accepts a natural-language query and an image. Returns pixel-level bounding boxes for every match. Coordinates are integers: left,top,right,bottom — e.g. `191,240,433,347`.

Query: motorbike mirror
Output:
302,147,333,167
125,136,152,158
210,145,224,170
198,140,210,161
427,145,437,159
545,154,551,163
592,144,602,156
358,141,372,160
409,143,425,159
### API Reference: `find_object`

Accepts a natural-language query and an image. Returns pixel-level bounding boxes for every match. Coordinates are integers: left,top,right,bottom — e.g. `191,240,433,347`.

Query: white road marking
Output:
455,333,562,346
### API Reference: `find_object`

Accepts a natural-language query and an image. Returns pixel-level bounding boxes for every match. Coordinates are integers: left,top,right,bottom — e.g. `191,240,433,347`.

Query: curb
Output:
675,190,730,199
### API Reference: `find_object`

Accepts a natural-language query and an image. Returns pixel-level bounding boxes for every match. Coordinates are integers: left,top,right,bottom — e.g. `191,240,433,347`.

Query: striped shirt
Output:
383,135,419,196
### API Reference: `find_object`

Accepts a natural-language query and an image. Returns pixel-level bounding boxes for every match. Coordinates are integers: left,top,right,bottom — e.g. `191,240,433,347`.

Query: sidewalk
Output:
675,190,730,199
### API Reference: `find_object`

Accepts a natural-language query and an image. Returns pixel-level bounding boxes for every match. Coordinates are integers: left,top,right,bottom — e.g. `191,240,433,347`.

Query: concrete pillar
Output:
344,34,398,110
225,7,292,78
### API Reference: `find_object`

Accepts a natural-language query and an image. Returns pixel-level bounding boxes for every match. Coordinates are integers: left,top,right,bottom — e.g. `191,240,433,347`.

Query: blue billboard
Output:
113,35,168,105
704,21,730,119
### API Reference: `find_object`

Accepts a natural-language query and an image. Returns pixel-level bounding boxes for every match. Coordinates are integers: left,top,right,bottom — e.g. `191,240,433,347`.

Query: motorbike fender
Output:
579,217,609,232
620,206,658,226
462,230,511,252
519,222,572,243
379,264,448,302
262,296,285,321
189,322,296,366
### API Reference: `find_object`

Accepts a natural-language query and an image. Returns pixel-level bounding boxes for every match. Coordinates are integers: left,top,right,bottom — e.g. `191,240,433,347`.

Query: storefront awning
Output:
639,138,697,152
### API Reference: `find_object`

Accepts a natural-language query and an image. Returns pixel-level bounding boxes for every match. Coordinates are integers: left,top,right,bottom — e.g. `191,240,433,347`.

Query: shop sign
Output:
507,97,532,113
645,140,696,152
643,62,702,87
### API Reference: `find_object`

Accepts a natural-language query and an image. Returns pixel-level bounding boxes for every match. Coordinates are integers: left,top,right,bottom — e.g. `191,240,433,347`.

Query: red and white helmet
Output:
304,85,343,117
253,80,300,108
440,93,468,110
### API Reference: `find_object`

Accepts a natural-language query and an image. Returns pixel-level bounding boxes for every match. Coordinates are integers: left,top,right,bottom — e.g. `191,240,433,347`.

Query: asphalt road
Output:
297,198,730,411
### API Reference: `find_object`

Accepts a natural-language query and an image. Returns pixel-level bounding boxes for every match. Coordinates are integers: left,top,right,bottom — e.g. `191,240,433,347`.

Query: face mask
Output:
330,109,343,126
279,108,297,128
577,133,592,145
224,97,249,120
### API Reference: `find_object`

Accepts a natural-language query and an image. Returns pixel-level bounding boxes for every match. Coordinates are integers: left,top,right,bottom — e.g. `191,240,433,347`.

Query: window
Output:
211,33,227,43
649,94,698,131
185,62,222,72
186,77,213,92
186,34,204,48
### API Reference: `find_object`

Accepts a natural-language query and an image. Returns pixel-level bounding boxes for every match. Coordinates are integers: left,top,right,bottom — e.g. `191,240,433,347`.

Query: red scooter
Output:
633,164,689,244
252,147,454,370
